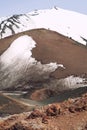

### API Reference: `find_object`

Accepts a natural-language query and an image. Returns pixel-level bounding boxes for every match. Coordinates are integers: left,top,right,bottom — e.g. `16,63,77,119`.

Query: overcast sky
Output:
0,0,87,17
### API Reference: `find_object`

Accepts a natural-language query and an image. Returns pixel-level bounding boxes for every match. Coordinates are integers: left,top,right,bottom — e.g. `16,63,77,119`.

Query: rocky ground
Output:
0,92,87,130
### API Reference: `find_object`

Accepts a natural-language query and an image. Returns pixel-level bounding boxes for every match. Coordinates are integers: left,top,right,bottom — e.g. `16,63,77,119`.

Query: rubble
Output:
0,93,87,130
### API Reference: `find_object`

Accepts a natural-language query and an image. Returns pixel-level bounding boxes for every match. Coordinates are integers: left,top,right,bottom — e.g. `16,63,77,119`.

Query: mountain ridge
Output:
0,7,87,45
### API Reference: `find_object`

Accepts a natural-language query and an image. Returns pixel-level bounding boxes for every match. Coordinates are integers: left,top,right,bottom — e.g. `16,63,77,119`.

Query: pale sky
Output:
0,0,87,17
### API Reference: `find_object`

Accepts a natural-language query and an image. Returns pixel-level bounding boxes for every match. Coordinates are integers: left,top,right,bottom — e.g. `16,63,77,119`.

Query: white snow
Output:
47,75,86,92
62,76,85,89
0,7,87,45
0,15,36,39
0,35,36,65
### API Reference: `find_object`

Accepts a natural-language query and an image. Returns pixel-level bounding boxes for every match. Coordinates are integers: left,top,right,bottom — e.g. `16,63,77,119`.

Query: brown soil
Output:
0,29,87,79
0,93,87,130
29,88,56,101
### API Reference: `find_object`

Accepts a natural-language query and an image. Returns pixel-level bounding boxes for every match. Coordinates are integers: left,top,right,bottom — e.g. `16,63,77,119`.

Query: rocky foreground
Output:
0,93,87,130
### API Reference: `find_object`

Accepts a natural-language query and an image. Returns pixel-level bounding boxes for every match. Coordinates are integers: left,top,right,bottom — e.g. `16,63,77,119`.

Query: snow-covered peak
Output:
0,7,87,45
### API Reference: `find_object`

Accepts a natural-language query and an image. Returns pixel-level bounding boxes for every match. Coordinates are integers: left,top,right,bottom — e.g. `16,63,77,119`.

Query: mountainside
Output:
0,29,87,92
0,7,87,45
0,7,87,128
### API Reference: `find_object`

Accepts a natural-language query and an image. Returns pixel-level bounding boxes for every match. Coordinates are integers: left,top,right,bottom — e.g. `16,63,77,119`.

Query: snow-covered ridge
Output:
0,7,87,45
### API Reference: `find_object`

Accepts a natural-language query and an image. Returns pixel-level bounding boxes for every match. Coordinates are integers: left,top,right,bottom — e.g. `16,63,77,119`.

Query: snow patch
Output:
61,76,85,89
45,75,86,92
1,35,36,65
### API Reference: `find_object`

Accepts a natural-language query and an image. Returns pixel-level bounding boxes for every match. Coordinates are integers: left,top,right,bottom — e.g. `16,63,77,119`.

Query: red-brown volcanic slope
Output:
0,28,87,79
0,93,87,130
